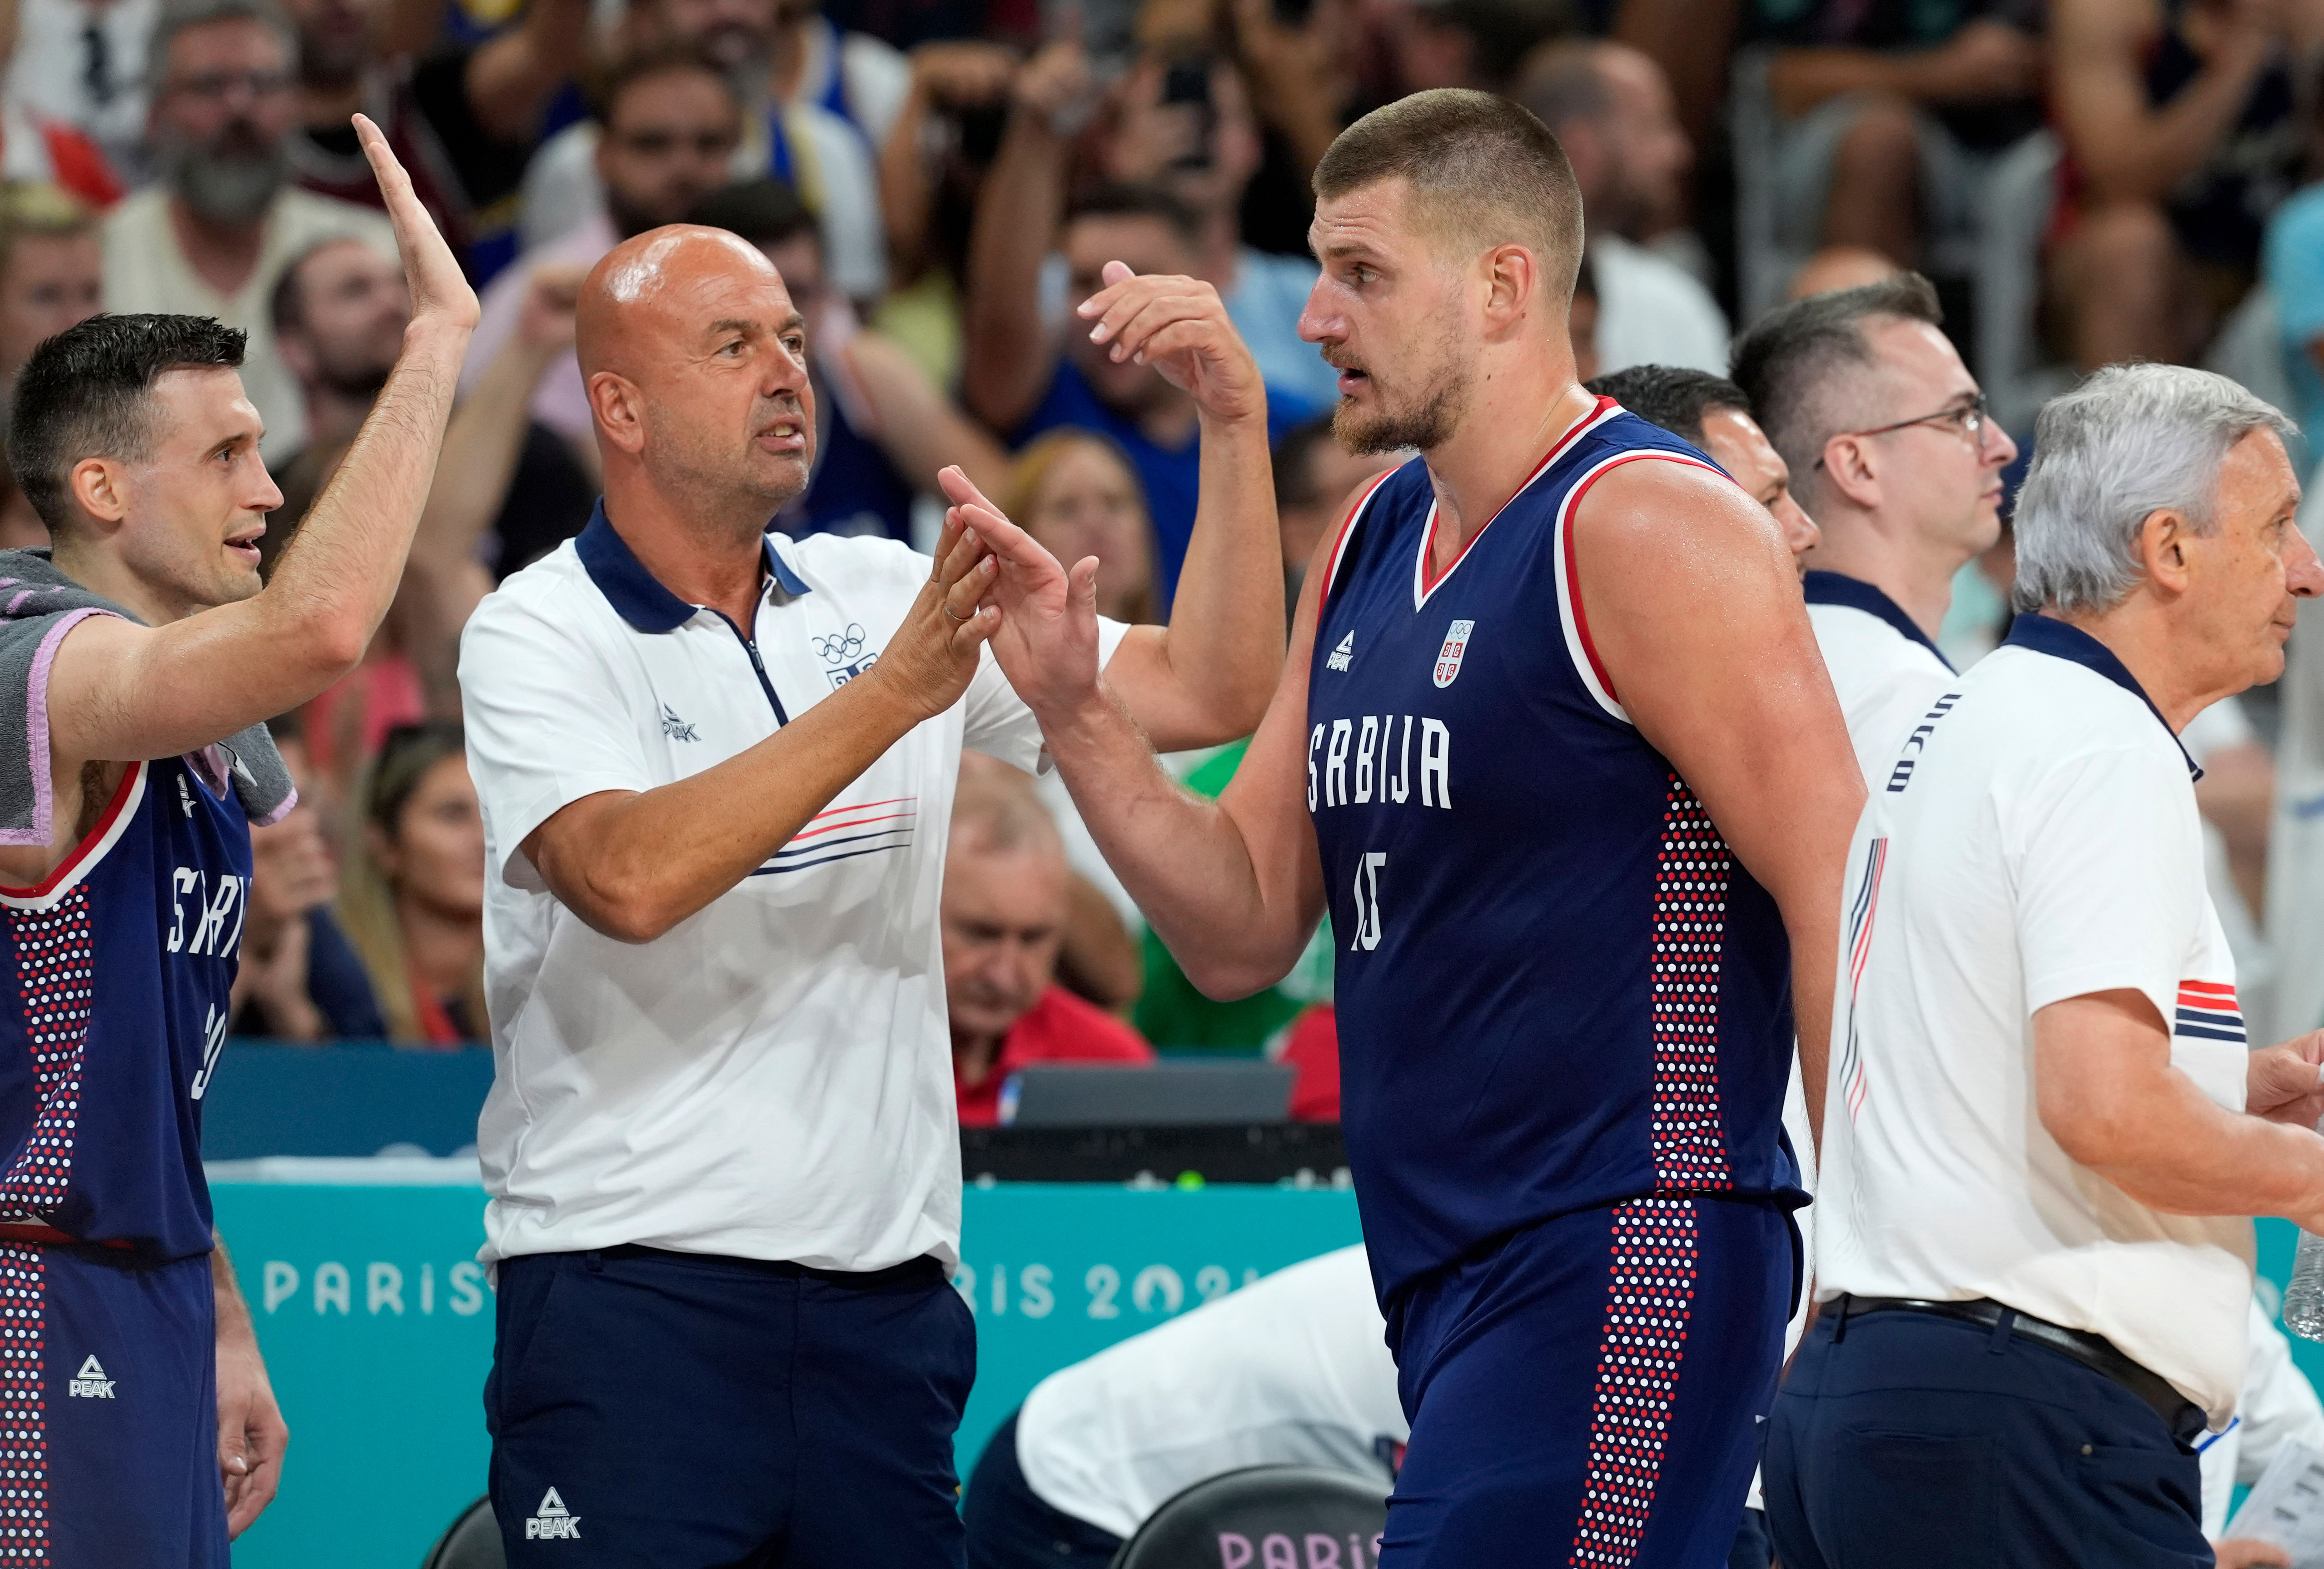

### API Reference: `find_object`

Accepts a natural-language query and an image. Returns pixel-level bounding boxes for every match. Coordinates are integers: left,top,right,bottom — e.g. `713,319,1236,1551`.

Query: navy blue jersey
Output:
1308,399,1800,1305
0,754,250,1260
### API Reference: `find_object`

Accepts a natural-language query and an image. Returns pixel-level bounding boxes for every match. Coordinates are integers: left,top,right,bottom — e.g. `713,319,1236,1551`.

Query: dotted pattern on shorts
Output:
1567,1195,1697,1569
0,892,92,1222
1649,777,1732,1190
0,1243,45,1564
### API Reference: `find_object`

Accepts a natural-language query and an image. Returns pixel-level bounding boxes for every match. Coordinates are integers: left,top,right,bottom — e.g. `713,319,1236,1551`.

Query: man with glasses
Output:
101,0,393,461
1732,272,2015,782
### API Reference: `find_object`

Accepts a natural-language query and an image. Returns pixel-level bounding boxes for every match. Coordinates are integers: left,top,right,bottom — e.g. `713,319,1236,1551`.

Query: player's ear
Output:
1480,244,1534,334
68,457,128,528
588,370,647,456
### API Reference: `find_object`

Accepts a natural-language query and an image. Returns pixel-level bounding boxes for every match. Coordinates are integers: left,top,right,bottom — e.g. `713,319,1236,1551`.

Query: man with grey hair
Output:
101,0,393,459
1762,362,2324,1568
1733,271,2015,783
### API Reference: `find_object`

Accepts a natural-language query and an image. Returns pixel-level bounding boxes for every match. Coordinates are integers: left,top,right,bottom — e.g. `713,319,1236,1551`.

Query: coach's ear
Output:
588,370,645,456
1478,241,1542,342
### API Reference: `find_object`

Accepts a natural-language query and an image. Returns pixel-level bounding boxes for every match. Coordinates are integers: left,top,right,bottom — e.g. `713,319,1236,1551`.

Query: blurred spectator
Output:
463,41,741,446
282,0,590,280
1002,429,1157,623
965,168,1299,604
1225,0,1363,256
1273,1000,1339,1120
874,38,1014,286
1518,40,1727,376
947,757,1152,1127
1271,413,1399,599
338,721,488,1046
232,712,388,1041
521,0,901,299
102,0,396,459
2051,0,2303,369
2262,104,2324,448
1585,363,1821,571
1366,0,1574,96
1787,241,1900,299
1756,0,2042,276
0,182,103,546
5,0,149,188
1091,52,1338,411
689,176,1010,540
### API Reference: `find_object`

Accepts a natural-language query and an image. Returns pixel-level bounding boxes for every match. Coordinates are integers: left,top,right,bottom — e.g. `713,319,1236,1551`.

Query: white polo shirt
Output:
457,505,1126,1271
1016,1245,1407,1539
1803,570,1959,785
1816,613,2254,1422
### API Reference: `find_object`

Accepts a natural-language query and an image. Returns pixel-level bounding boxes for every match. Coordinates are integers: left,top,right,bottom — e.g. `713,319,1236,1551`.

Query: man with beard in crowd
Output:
101,0,393,460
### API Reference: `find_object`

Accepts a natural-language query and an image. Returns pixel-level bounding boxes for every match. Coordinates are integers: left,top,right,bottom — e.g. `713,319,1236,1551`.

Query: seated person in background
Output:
1751,0,2043,277
689,177,1010,543
1518,40,1731,377
338,721,488,1047
102,0,398,460
1271,414,1402,603
963,1244,1404,1569
0,181,103,546
948,754,1150,1127
463,41,743,452
282,0,588,280
2204,1296,2324,1566
1005,430,1158,626
233,711,388,1041
2051,0,2308,370
1585,362,1822,573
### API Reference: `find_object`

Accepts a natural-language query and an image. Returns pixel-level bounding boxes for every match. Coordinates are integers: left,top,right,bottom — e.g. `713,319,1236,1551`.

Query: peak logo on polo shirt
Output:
813,622,881,688
2174,981,2245,1044
661,704,700,742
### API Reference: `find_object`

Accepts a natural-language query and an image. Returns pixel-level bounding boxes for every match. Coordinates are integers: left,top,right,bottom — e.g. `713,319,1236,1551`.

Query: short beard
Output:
1334,371,1467,456
163,139,287,227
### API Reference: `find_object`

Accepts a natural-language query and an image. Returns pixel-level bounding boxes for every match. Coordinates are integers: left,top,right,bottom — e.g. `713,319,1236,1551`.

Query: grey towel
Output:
0,548,294,845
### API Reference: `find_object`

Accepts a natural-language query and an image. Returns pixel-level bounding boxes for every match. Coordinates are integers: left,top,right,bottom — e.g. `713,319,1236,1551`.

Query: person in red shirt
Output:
948,756,1151,1126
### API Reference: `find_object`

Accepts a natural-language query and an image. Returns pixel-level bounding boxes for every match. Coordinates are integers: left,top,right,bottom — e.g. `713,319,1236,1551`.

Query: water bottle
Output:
2284,1228,2324,1340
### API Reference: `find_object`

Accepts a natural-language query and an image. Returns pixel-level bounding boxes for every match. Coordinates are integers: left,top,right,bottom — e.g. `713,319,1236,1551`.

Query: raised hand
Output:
1076,261,1266,424
353,113,478,335
936,464,1104,721
868,506,1003,723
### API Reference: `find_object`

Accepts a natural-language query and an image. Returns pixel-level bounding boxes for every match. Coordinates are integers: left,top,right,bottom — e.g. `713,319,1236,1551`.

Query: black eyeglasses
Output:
1816,393,1992,469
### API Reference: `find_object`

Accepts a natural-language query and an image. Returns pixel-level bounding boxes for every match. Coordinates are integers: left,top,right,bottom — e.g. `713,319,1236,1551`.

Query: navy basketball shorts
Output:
487,1245,976,1568
1380,1195,1791,1569
1761,1305,2209,1569
0,1240,228,1566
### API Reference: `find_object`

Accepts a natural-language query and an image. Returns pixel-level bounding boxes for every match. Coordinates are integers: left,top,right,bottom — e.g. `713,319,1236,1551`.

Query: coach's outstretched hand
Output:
870,506,1003,722
354,113,478,336
1076,261,1263,425
936,464,1103,722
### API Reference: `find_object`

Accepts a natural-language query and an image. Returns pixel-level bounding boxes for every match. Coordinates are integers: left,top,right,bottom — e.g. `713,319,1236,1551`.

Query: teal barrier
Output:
213,1180,1365,1569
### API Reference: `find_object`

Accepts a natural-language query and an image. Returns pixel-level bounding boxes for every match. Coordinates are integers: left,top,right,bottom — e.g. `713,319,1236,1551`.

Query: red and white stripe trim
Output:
1550,450,1727,724
0,762,144,913
1410,397,1625,613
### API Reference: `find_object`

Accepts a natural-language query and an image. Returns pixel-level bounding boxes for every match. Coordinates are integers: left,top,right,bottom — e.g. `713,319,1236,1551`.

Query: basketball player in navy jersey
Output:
0,119,474,1563
942,89,1866,1564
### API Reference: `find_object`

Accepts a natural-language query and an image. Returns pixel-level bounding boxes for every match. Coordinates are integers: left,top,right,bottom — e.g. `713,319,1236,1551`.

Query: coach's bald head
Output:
579,224,816,540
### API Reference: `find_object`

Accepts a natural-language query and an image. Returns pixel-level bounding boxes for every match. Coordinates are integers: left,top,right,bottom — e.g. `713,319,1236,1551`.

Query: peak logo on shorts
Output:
68,1355,114,1398
525,1487,581,1540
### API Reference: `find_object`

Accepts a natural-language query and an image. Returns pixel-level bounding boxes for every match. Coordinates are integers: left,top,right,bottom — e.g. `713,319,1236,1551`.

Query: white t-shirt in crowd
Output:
1589,233,1732,378
1815,614,2254,1422
458,508,1125,1271
1804,571,1958,787
2201,1297,2324,1538
1016,1245,1406,1539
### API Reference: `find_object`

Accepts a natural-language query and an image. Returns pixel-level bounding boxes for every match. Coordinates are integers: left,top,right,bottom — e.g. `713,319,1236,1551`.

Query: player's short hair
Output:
687,179,817,253
1585,365,1750,449
1065,182,1204,253
9,314,248,534
1729,271,1941,498
1312,89,1585,304
2013,363,2294,615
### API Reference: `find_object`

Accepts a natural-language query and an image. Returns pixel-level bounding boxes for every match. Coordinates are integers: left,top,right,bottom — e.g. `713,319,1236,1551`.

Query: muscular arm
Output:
2052,0,2276,206
45,121,475,770
521,521,998,944
464,0,593,145
1573,460,1865,1153
2037,991,2324,1225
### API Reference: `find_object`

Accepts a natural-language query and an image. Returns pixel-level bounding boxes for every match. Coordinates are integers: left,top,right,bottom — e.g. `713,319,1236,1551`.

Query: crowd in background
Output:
6,0,2316,1098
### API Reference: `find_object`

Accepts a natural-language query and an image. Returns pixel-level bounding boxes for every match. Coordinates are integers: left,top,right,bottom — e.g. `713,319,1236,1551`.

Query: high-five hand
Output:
1075,262,1264,424
869,506,1004,723
353,113,478,335
936,464,1103,722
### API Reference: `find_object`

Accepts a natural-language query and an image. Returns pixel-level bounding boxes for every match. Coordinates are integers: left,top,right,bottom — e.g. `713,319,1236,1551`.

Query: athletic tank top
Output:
0,753,253,1260
1308,398,1800,1304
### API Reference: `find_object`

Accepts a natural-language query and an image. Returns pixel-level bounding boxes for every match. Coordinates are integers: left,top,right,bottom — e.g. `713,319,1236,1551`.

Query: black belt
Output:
1834,1294,2209,1446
